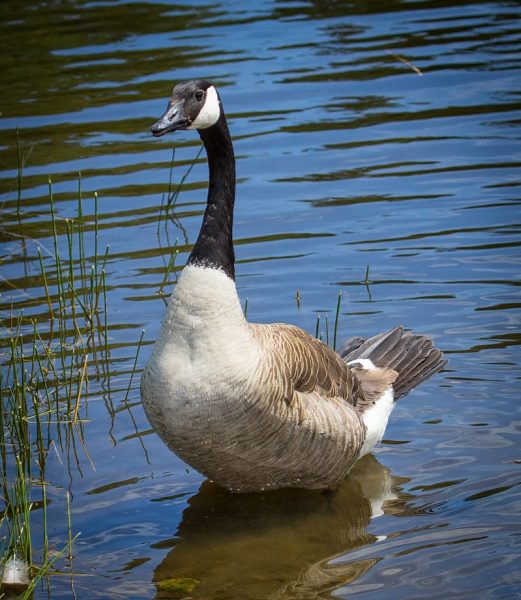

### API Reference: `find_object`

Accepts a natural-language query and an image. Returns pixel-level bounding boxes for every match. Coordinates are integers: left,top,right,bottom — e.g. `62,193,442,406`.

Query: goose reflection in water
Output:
152,455,410,599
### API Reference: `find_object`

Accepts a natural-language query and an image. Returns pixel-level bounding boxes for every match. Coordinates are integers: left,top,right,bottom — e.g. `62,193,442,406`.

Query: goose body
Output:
141,80,446,492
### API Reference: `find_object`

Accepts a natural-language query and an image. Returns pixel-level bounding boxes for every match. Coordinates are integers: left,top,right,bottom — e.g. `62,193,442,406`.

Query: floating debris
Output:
156,577,200,593
1,554,30,587
386,50,423,76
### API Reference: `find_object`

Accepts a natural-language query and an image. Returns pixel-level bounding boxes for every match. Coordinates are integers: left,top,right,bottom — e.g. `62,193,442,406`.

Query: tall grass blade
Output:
333,291,342,351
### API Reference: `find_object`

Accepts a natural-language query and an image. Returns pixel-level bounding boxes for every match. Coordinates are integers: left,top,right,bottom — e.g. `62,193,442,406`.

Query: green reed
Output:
1,168,112,593
314,291,343,350
167,145,204,209
158,239,179,297
15,128,32,216
333,291,342,351
1,306,81,592
1,129,189,594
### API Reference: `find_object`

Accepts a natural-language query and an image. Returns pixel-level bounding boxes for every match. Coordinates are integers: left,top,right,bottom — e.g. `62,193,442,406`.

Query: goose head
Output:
151,79,222,137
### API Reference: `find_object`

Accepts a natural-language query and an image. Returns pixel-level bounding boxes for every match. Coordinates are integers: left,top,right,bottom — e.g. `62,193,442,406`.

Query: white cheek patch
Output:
188,85,221,129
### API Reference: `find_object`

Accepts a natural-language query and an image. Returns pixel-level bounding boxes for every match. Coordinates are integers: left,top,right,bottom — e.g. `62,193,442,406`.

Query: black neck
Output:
187,113,236,279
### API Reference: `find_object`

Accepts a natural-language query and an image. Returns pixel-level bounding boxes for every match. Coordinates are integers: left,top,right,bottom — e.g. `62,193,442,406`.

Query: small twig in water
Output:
386,50,423,76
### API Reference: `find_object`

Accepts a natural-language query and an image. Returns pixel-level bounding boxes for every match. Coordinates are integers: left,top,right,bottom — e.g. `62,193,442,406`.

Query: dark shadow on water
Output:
152,455,411,599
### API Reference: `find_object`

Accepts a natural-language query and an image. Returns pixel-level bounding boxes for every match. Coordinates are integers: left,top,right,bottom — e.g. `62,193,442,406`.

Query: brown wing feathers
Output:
340,326,446,401
251,324,445,413
251,324,366,410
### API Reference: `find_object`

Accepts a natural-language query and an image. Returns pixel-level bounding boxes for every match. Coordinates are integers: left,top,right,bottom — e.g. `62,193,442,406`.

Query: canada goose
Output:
141,80,446,493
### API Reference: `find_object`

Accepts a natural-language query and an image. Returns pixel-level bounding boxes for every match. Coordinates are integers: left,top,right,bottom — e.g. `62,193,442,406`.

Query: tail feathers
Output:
340,326,446,401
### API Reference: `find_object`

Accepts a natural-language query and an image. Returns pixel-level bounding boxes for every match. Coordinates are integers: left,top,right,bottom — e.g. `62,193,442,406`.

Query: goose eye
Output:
195,90,204,102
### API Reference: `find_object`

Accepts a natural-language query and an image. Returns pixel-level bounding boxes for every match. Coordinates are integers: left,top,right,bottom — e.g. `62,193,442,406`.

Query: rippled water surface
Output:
1,1,520,598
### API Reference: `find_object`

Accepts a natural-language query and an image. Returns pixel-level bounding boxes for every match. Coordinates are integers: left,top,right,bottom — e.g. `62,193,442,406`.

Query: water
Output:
1,0,520,598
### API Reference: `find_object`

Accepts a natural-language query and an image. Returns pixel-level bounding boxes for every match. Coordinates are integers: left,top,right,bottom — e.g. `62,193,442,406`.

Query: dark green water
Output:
1,1,520,598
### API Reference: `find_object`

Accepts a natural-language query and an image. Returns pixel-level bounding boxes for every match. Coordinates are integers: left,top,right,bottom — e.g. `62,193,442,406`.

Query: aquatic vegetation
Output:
0,138,205,596
0,182,110,587
313,290,343,349
0,150,111,594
